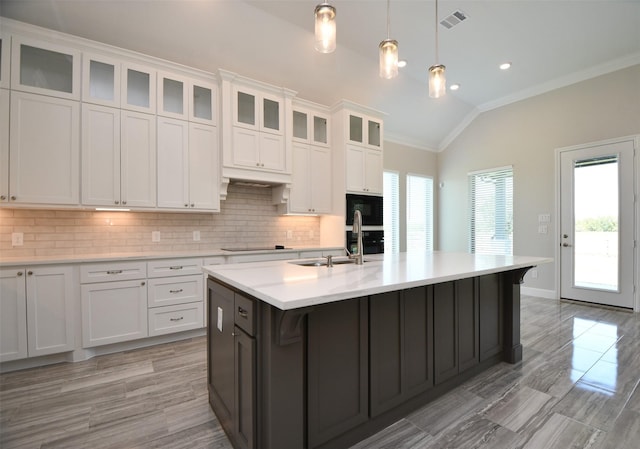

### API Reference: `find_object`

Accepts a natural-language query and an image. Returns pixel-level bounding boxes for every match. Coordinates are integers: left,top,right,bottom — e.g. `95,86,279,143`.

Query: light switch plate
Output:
152,231,161,242
217,307,223,332
193,230,200,241
11,232,24,246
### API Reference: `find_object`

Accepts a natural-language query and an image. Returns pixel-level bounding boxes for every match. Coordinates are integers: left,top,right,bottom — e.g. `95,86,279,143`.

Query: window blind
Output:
407,174,434,252
469,166,513,255
383,171,399,253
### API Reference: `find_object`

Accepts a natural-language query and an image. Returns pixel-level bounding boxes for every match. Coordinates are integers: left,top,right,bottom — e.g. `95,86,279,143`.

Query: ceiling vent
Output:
440,10,467,29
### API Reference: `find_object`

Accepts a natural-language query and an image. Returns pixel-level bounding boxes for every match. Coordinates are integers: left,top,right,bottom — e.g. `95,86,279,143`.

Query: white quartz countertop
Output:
202,251,553,310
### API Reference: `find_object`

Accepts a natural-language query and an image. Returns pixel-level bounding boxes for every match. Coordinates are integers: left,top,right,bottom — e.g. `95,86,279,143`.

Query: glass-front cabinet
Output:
233,86,283,135
82,53,121,108
121,62,156,113
189,80,216,125
10,36,81,100
292,103,330,147
348,112,382,149
0,32,10,89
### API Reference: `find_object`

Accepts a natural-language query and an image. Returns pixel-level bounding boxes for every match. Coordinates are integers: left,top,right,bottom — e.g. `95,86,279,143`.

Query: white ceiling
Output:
2,0,639,151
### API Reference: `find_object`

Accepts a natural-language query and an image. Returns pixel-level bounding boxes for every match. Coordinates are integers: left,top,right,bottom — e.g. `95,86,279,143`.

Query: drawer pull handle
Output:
169,289,183,294
238,307,248,318
169,266,183,270
107,270,123,275
170,316,184,322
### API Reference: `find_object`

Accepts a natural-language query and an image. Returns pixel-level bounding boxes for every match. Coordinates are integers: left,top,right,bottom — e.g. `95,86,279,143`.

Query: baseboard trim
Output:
521,286,557,300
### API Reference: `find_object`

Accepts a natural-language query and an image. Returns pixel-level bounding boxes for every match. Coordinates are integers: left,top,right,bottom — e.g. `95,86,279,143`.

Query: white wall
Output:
437,64,640,294
383,141,438,252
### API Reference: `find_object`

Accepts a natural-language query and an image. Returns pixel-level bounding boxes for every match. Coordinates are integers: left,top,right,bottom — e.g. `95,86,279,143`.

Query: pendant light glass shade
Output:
428,64,446,98
314,3,336,53
379,39,399,79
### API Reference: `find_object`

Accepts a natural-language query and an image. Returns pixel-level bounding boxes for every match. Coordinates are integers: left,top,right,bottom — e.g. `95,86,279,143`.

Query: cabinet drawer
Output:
147,258,202,278
81,261,146,283
234,293,256,336
148,302,204,336
147,275,203,308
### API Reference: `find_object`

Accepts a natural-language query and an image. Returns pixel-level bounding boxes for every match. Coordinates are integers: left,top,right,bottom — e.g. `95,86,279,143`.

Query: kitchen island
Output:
202,252,551,449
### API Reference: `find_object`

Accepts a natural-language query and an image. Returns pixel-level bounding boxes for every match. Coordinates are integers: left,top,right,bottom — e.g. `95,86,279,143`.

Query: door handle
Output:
562,242,572,247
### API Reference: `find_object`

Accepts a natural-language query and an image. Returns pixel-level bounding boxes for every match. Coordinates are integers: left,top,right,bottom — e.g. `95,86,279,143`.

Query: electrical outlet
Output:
538,213,550,223
538,225,548,234
11,232,24,246
531,269,538,279
152,231,161,242
193,230,201,241
286,230,293,239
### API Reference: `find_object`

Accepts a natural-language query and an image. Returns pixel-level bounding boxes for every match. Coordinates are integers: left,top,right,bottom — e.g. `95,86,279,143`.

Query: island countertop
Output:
202,251,552,310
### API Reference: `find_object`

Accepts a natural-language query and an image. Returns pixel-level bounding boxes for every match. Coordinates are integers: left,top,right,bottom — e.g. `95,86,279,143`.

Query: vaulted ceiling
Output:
2,0,639,151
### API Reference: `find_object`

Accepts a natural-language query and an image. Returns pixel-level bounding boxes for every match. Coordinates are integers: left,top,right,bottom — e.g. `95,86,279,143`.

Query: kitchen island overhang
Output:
203,252,552,449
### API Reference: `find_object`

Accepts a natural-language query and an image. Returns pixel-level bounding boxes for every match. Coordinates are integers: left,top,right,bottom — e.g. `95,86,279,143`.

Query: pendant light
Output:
314,2,337,53
428,0,446,98
379,0,398,79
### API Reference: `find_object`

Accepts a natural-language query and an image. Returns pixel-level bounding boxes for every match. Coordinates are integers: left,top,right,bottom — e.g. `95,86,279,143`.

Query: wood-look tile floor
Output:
1,296,639,449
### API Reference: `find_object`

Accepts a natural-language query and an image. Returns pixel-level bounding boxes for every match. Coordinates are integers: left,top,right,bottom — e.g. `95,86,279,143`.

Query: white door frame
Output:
554,135,639,312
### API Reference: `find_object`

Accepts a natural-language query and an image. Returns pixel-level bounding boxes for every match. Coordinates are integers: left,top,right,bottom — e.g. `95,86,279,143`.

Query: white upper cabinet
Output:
0,32,10,89
9,91,80,205
121,62,156,113
292,105,330,147
158,71,188,119
82,53,121,108
121,110,157,207
233,86,284,136
10,36,81,100
285,142,331,214
347,112,383,150
190,80,217,125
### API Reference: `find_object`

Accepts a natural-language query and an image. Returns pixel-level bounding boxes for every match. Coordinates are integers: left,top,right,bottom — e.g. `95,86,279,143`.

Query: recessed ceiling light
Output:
398,59,407,68
499,62,512,70
450,83,460,91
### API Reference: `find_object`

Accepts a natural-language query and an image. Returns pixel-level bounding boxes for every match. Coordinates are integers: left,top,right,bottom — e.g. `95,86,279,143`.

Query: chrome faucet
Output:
349,209,364,265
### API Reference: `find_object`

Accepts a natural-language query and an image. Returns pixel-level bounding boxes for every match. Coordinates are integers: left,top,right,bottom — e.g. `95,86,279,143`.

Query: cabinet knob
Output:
0,195,6,200
122,201,127,205
141,281,146,286
11,196,16,201
185,204,189,207
17,271,23,276
27,271,33,276
190,203,195,208
115,200,120,205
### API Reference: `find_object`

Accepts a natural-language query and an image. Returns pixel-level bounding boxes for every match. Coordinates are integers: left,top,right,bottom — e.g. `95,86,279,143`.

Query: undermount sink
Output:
290,257,367,267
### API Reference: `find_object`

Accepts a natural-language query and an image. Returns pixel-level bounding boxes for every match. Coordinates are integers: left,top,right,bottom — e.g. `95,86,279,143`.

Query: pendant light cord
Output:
435,0,439,64
386,0,391,39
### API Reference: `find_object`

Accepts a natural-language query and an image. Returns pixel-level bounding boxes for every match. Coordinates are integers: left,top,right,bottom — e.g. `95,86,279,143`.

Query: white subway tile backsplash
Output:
0,185,321,257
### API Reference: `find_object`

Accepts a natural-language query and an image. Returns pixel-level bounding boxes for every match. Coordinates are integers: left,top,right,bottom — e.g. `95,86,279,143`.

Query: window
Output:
383,171,399,253
406,174,434,252
469,166,513,255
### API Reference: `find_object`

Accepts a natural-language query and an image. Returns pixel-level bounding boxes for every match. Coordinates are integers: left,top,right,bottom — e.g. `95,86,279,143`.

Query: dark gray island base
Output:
207,267,531,449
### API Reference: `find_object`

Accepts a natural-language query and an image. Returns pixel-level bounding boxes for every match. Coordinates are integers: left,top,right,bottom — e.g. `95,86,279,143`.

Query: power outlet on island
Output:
151,231,161,242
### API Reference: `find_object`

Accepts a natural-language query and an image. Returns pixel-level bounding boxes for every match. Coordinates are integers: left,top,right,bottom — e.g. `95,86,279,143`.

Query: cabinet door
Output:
81,103,121,206
364,149,383,194
189,123,220,211
157,117,189,209
366,117,382,149
479,274,503,361
232,127,260,168
207,280,236,436
82,53,120,108
457,277,479,373
289,143,311,213
260,94,282,135
307,297,368,448
292,110,308,142
81,279,148,347
9,91,80,205
234,328,256,449
312,113,330,147
347,113,364,145
190,81,217,125
0,33,9,89
233,87,258,130
0,89,8,203
11,36,80,100
0,268,28,362
310,146,331,213
259,133,285,171
26,266,75,357
158,71,188,119
345,145,365,193
433,282,458,384
121,63,156,113
121,110,156,207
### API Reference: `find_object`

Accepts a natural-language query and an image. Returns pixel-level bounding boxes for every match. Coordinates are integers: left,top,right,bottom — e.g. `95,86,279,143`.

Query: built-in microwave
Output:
346,230,384,255
346,194,383,226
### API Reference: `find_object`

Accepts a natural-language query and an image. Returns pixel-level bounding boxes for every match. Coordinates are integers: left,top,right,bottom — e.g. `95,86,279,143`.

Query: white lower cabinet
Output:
81,278,148,347
148,302,204,337
0,266,75,362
